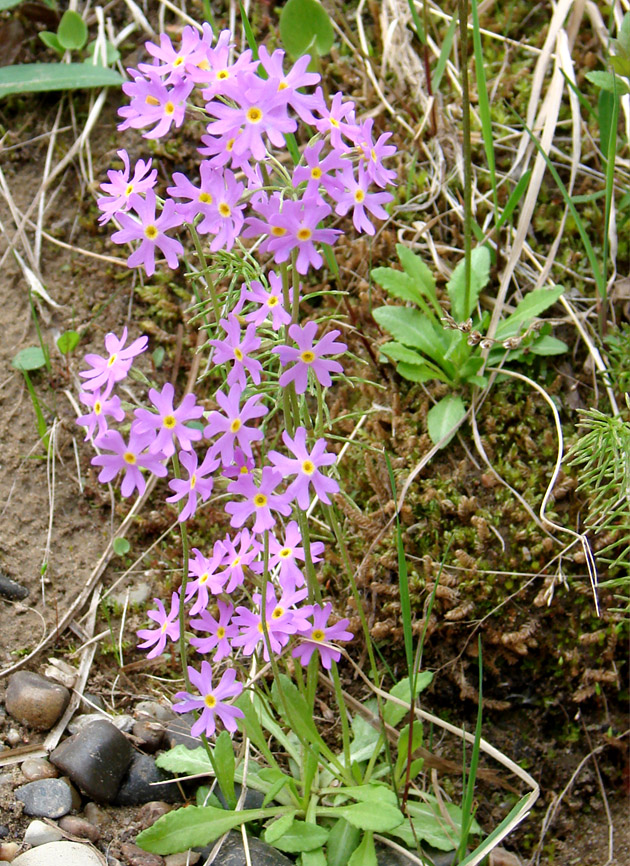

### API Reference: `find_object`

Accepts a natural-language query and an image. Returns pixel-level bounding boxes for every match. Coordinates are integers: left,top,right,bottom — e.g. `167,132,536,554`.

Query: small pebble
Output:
82,803,107,828
10,840,104,865
5,673,70,732
15,779,72,819
137,802,172,829
120,842,164,866
21,759,58,783
0,828,8,839
59,777,82,811
6,730,21,748
23,820,64,846
132,720,164,753
162,714,197,750
0,573,29,600
67,715,107,735
0,842,20,862
77,694,105,715
57,816,100,843
134,702,175,724
50,720,132,804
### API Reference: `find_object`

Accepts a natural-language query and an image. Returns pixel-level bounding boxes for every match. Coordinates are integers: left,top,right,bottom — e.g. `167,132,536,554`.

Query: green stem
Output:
459,0,473,318
189,222,221,323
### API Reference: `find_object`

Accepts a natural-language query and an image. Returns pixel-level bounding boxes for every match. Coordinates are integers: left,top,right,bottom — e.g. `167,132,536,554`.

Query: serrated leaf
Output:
373,306,449,365
0,63,122,99
495,286,564,340
57,9,87,51
135,805,267,855
427,395,467,447
327,817,361,866
348,831,377,866
271,820,328,853
585,70,630,93
155,745,212,775
12,346,46,371
332,801,404,833
371,267,422,305
383,673,433,727
280,0,334,59
264,811,297,844
56,330,80,354
396,244,438,303
447,246,491,322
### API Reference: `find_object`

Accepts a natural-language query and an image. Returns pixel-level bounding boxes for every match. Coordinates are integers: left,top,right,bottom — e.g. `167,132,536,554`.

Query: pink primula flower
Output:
173,662,244,739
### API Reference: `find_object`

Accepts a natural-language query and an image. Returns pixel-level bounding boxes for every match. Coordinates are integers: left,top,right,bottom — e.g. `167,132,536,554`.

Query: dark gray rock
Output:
0,572,29,600
197,832,293,866
49,719,132,803
115,753,183,806
5,672,70,731
0,825,8,838
162,714,199,750
15,778,73,818
134,701,176,723
215,782,265,812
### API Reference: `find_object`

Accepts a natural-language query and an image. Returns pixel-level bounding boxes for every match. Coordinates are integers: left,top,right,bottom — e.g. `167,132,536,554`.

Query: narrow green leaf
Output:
57,10,88,51
136,805,271,854
234,693,281,769
12,346,46,371
280,0,334,59
447,246,491,322
495,286,564,340
271,820,328,853
264,811,296,844
326,817,361,866
598,89,616,165
271,674,327,752
238,0,259,60
427,395,467,447
347,831,377,866
495,169,531,230
214,730,236,809
471,0,497,220
0,63,123,99
394,720,423,782
331,784,399,807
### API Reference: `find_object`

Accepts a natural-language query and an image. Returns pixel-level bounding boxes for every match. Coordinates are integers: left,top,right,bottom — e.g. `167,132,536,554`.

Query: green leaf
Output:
389,797,482,851
330,801,404,833
495,285,564,340
0,0,23,10
447,246,491,322
56,330,80,354
394,720,423,782
271,820,328,853
264,811,297,844
331,784,398,807
280,0,334,59
616,12,630,55
112,537,130,556
396,362,452,384
301,848,327,866
12,346,46,371
427,395,467,447
396,244,439,303
347,831,377,866
57,9,88,51
326,817,361,866
528,335,568,356
585,70,630,94
373,307,450,367
371,267,422,305
610,54,630,78
235,694,282,768
349,713,382,764
135,806,268,855
383,673,433,727
214,730,236,809
379,341,427,366
39,32,64,55
271,674,325,751
0,63,123,99
155,744,212,776
195,786,222,808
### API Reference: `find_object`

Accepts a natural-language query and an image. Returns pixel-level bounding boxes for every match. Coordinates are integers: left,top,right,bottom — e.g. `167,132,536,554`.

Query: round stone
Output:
21,758,58,782
23,820,64,846
15,779,73,819
11,841,105,866
58,816,100,843
5,673,70,732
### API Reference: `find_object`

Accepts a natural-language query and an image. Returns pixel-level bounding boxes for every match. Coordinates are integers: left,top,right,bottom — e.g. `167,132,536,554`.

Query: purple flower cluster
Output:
98,24,396,277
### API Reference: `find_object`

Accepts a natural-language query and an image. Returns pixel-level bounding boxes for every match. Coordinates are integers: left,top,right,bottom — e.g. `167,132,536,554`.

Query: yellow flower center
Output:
197,59,210,71
230,419,242,433
217,69,229,80
226,138,235,151
311,628,325,642
300,350,315,364
246,106,263,123
234,347,243,361
123,452,136,465
254,493,267,508
125,183,134,197
164,101,175,115
190,473,197,490
107,353,118,368
204,693,217,708
144,224,158,240
161,621,169,633
163,415,176,429
199,572,209,585
240,465,249,474
370,147,377,161
232,556,241,568
302,459,315,475
271,226,286,237
267,296,279,307
173,56,184,68
297,228,312,241
354,189,365,203
310,167,322,180
219,202,231,217
145,95,160,106
278,81,288,91
257,622,264,633
272,606,284,620
94,401,102,415
199,192,213,204
330,117,339,127
279,547,292,559
217,626,226,639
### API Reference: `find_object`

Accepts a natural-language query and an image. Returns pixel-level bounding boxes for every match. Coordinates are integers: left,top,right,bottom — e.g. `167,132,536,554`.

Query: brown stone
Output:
120,842,164,866
5,673,70,732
